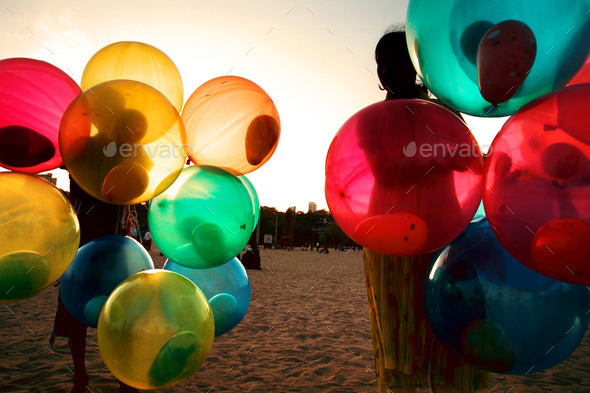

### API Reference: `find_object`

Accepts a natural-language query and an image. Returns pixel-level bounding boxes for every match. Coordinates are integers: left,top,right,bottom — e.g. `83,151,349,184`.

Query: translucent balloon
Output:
406,0,590,116
325,99,482,255
81,41,183,111
0,173,80,302
148,165,255,268
483,84,590,284
164,257,250,337
59,80,187,205
0,58,81,173
98,270,214,390
181,76,280,175
60,235,154,327
425,218,590,374
239,174,260,228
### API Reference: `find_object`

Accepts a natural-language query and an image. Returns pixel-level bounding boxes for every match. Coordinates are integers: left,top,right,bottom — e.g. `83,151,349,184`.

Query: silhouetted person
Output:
51,175,139,393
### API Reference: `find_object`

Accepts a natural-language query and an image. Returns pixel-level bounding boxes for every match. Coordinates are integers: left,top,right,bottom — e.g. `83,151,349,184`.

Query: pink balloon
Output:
483,84,590,284
325,99,483,256
0,58,81,173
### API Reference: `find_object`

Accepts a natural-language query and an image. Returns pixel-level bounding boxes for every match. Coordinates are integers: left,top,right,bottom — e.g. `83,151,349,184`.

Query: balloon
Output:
477,20,536,105
238,174,260,228
81,41,183,111
181,76,280,175
566,50,590,86
60,235,154,328
406,0,590,116
59,80,187,205
0,173,80,302
98,270,214,390
424,218,590,374
483,84,590,284
164,257,251,337
0,58,81,173
148,165,255,268
325,99,482,255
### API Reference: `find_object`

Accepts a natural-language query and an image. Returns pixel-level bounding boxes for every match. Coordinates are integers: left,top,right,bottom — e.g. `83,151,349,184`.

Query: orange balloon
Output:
181,76,280,175
81,41,183,111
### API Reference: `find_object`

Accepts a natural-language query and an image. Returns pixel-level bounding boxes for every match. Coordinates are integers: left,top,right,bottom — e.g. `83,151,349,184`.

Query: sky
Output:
0,0,505,212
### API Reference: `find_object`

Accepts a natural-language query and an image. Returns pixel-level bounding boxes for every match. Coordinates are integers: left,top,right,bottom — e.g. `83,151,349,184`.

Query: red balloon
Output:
531,218,590,283
483,84,590,284
325,99,483,256
566,51,590,86
0,58,81,173
477,20,536,105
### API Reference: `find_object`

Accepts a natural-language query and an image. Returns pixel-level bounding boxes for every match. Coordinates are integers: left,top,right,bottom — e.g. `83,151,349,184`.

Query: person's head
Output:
376,30,419,97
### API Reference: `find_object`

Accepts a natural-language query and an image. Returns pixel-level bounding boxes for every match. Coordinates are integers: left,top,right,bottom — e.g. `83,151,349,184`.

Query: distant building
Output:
287,206,296,213
308,202,317,213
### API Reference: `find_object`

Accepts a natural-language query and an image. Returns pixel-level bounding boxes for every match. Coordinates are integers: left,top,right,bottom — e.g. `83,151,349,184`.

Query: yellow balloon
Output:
0,173,80,302
98,270,214,390
181,76,281,175
81,41,183,111
59,79,187,205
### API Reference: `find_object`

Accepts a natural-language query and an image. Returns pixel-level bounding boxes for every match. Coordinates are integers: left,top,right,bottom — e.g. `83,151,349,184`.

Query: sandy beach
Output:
1,247,589,392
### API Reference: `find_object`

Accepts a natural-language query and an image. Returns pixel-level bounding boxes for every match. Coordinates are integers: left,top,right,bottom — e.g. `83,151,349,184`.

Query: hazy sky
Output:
0,0,504,211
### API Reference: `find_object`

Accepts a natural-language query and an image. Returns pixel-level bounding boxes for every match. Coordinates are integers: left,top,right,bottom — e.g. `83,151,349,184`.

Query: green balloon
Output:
148,166,255,269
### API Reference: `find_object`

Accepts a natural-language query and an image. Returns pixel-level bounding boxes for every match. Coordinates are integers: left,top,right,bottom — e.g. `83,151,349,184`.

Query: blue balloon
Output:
60,235,154,327
164,257,250,337
424,218,590,374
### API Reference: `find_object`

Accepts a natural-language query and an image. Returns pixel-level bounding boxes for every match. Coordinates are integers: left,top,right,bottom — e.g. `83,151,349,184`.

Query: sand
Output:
1,248,589,392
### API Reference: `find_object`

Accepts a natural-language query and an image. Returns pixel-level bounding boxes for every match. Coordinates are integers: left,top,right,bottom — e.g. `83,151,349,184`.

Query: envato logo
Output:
103,141,188,159
402,141,492,158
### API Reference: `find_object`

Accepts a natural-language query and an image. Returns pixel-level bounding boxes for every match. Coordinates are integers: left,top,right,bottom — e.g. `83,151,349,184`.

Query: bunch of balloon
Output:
425,218,590,375
405,0,590,116
0,58,82,303
59,41,187,205
325,99,486,390
148,74,278,269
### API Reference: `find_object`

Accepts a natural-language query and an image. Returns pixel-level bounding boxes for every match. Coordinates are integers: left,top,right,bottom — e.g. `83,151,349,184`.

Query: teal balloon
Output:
471,200,485,221
406,0,590,116
424,218,590,374
239,174,260,228
60,235,154,327
164,257,250,337
149,166,255,269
